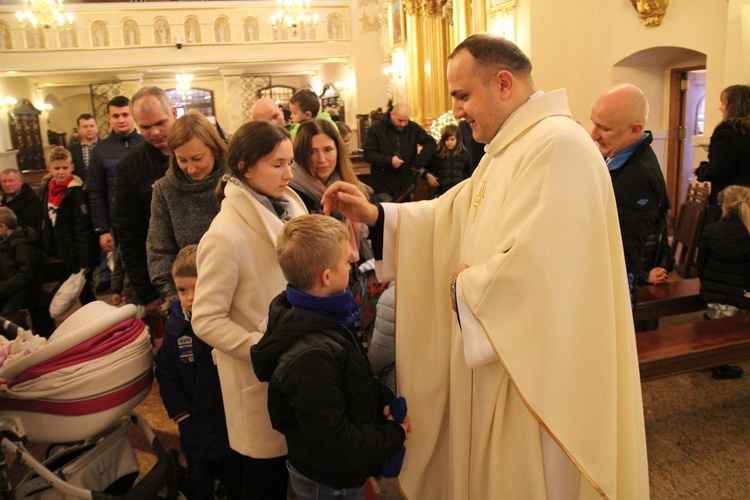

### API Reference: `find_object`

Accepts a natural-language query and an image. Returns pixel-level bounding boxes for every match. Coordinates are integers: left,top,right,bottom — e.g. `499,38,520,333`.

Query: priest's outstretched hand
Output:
322,181,379,226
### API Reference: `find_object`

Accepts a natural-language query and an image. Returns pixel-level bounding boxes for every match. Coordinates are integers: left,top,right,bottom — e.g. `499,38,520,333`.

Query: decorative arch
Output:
244,17,259,42
91,20,109,47
154,17,171,45
214,16,230,43
123,19,140,46
258,85,296,108
0,21,12,50
185,16,201,43
25,27,44,49
327,14,344,39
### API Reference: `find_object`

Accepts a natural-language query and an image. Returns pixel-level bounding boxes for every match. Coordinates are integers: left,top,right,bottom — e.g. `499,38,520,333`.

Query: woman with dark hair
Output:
291,119,385,340
695,84,750,223
147,110,227,300
192,120,307,499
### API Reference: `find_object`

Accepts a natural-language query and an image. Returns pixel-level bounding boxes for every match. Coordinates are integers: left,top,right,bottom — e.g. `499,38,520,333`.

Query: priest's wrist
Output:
450,272,459,313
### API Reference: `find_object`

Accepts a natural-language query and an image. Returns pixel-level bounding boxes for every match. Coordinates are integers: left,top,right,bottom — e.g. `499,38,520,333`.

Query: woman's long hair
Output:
293,119,371,198
437,123,465,159
721,85,750,135
167,110,228,175
720,185,750,234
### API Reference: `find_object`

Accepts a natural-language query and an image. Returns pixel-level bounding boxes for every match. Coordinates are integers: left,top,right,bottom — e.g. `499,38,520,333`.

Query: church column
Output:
403,0,451,126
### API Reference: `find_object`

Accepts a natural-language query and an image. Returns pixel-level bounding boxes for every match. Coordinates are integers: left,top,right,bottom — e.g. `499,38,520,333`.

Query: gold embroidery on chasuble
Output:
472,180,488,221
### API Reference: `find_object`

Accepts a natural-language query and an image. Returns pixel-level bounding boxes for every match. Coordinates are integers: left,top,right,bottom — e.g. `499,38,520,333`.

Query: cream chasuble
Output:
383,90,649,499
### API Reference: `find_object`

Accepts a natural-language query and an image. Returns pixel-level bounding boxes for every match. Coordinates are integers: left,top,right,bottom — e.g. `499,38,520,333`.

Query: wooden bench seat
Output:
636,314,750,382
634,278,705,322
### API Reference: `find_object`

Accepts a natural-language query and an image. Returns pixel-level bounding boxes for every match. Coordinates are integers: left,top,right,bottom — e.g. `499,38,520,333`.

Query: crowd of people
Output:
1,32,749,499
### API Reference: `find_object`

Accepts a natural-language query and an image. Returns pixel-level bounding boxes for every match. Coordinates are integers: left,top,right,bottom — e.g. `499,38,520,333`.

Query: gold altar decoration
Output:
630,0,669,27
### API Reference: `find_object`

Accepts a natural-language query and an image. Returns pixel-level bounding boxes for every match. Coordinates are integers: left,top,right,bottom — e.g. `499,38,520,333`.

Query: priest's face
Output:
448,50,511,144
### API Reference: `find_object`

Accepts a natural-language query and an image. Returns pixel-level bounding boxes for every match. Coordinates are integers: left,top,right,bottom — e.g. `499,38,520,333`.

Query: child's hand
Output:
401,414,412,438
426,173,439,188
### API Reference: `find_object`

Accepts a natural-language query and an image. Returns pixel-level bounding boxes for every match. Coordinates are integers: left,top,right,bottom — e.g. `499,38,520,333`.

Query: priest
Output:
323,34,649,499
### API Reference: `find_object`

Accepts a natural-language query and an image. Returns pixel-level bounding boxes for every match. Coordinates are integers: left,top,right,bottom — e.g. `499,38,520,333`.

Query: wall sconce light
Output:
1,97,18,110
383,64,402,80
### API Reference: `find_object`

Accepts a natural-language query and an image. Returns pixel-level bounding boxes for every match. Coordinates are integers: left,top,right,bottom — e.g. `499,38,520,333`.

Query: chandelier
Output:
16,0,74,29
175,73,194,99
270,0,319,34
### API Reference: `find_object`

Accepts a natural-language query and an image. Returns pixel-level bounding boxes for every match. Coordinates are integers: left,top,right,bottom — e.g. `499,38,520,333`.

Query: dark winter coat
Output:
114,141,169,305
69,138,99,182
695,121,750,223
609,133,669,284
86,129,143,235
251,292,405,489
0,227,43,312
425,149,473,196
363,109,437,200
1,183,44,233
39,176,98,274
154,299,234,461
697,217,750,309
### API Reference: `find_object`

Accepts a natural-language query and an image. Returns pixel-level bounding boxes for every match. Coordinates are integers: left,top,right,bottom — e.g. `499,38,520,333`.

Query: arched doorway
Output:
613,46,707,222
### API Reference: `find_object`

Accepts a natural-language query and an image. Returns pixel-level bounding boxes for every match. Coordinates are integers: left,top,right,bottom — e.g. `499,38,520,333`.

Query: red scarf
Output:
47,176,73,208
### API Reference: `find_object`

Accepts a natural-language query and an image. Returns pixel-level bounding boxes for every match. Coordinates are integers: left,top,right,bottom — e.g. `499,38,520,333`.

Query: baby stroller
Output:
0,301,183,499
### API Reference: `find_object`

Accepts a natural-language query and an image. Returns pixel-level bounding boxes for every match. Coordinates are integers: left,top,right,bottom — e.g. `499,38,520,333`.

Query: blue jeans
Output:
286,461,365,500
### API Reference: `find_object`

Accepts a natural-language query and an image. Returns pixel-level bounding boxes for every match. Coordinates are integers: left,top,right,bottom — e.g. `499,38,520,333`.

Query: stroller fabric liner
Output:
0,302,153,442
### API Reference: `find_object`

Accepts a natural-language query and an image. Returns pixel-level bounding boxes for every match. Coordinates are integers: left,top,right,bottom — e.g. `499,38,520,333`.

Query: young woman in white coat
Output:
192,120,307,499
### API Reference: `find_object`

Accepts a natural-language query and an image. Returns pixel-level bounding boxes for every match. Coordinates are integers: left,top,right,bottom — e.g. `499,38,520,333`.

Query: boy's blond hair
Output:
46,146,72,165
277,214,348,291
172,244,198,279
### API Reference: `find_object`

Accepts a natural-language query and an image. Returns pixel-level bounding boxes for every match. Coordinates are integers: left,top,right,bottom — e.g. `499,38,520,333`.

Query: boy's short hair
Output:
46,146,72,165
0,207,18,229
173,244,198,278
289,89,321,117
277,214,349,291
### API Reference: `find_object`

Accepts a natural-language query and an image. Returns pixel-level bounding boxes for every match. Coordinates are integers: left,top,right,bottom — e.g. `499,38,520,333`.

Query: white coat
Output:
192,179,306,458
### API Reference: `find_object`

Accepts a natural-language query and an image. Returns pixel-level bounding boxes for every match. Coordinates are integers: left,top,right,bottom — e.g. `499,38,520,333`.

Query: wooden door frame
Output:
666,65,705,224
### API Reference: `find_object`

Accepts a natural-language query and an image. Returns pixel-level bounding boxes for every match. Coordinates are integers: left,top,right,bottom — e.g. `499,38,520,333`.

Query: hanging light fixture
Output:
175,73,194,100
270,0,319,36
16,0,74,29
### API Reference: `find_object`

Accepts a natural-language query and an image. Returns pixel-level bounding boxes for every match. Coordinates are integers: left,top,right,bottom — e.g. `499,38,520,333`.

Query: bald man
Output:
591,83,669,304
363,102,436,201
250,97,285,127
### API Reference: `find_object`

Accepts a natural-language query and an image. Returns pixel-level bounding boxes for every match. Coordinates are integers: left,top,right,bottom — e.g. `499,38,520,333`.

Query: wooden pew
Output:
636,314,750,381
634,278,705,322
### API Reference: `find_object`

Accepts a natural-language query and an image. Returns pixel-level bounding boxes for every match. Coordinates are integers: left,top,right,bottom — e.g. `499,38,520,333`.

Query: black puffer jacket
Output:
425,149,473,196
251,292,404,489
1,183,43,233
695,121,750,222
610,133,668,283
154,300,233,461
39,176,98,273
0,227,42,310
697,217,750,309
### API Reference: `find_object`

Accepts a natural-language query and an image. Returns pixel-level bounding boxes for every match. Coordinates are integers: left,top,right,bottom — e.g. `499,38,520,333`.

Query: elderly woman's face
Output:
310,133,338,183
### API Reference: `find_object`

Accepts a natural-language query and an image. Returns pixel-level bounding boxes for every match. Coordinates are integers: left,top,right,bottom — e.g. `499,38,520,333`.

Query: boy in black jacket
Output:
154,245,242,499
40,146,97,305
251,215,410,499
